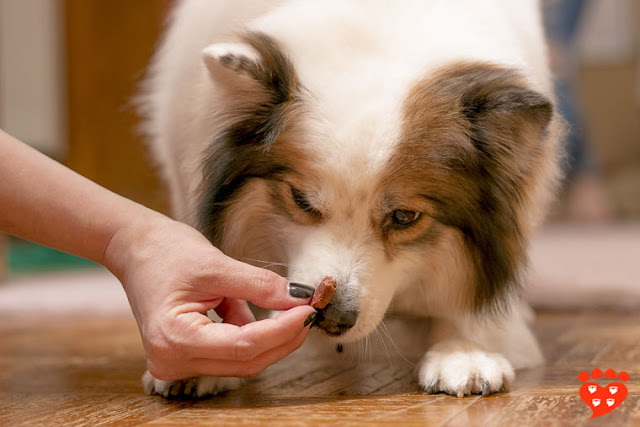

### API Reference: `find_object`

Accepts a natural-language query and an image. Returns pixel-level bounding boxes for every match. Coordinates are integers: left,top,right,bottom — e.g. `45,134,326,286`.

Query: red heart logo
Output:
579,381,628,418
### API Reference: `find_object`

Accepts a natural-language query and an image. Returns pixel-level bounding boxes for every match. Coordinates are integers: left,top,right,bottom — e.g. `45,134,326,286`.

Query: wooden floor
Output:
1,309,638,426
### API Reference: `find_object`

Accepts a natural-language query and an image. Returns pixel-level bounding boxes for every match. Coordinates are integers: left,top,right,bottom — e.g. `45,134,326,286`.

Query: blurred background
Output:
0,0,171,281
0,0,638,309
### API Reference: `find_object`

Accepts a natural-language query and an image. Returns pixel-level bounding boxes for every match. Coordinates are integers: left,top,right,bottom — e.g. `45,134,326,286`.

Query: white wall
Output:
0,0,65,157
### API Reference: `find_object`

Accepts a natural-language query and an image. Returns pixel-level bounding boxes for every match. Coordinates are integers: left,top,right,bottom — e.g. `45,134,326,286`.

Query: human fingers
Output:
190,305,316,361
215,298,256,326
203,255,316,310
189,323,310,378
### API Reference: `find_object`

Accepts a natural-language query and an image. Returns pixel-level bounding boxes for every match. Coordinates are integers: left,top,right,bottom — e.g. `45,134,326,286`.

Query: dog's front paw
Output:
142,371,244,398
418,339,514,397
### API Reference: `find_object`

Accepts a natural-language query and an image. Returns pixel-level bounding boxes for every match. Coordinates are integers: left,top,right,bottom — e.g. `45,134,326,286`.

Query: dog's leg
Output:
142,371,244,398
418,300,543,397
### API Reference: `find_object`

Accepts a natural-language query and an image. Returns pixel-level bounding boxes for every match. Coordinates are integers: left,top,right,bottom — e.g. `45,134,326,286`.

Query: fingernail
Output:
303,311,317,327
288,282,315,299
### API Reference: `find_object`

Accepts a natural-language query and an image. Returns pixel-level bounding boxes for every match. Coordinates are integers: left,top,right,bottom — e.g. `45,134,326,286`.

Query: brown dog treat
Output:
310,276,337,309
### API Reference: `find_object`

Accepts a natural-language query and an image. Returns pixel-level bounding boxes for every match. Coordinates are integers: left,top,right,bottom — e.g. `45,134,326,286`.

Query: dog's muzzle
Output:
315,299,359,336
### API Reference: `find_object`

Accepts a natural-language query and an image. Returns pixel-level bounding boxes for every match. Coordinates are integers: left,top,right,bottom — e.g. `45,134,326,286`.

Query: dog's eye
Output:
391,209,420,226
291,187,321,218
291,187,311,210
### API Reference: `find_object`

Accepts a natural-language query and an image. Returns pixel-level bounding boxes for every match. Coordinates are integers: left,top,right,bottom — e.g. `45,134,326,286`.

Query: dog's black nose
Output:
315,303,359,336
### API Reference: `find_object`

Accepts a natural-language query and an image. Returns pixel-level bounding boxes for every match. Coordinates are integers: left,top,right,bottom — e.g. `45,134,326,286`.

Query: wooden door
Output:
64,0,173,213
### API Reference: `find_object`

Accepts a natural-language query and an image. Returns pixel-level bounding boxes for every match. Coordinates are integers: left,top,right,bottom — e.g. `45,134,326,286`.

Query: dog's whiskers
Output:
373,324,393,366
364,334,371,364
378,320,415,367
353,334,370,365
239,257,290,270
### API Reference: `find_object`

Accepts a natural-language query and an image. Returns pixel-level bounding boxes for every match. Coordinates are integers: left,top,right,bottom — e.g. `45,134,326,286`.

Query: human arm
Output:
0,128,316,379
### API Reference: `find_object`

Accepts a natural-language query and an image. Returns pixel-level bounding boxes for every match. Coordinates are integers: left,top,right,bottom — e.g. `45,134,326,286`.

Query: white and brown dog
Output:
139,0,563,398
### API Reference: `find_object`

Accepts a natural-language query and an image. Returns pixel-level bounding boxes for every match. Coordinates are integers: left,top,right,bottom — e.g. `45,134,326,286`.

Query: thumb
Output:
209,255,316,310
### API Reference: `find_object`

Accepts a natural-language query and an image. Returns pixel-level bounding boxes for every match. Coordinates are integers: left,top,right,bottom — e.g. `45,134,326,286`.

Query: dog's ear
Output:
200,32,299,148
417,64,555,312
455,68,554,311
202,32,298,108
197,32,302,242
460,70,553,170
202,42,265,95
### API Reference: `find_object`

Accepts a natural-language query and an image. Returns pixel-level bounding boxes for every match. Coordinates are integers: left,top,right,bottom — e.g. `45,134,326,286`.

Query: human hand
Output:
104,215,316,380
0,128,314,379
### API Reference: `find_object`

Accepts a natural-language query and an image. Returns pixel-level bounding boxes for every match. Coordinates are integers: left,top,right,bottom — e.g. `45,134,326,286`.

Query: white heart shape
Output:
588,385,597,394
592,398,601,407
606,398,615,407
609,386,618,394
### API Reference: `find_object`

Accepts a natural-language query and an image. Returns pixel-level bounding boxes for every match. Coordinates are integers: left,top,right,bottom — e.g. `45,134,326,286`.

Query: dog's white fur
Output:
139,0,556,397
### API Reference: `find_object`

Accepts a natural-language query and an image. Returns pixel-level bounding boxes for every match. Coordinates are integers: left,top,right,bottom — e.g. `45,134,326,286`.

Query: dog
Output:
138,0,563,398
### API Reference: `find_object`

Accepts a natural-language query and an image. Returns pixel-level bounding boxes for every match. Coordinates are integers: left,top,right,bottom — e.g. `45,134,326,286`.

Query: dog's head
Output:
196,32,558,341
